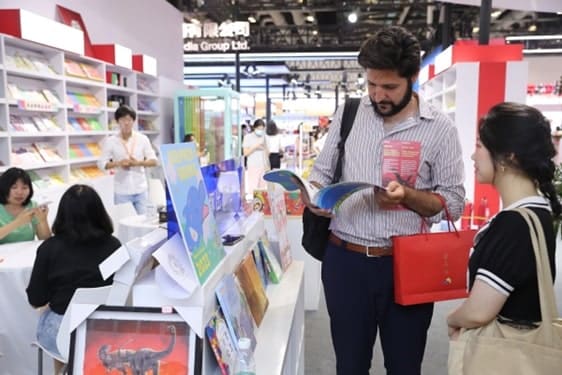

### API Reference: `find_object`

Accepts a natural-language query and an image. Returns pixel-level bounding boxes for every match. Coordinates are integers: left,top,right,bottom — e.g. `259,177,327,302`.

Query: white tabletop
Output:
0,240,47,375
118,214,164,243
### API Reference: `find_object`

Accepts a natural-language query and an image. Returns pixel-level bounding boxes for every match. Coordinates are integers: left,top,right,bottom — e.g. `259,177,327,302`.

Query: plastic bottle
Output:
234,337,256,375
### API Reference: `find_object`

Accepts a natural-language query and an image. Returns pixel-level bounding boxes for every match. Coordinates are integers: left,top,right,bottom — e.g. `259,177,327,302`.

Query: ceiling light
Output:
348,12,358,23
506,34,562,41
306,15,315,23
491,10,502,19
248,15,256,23
528,24,537,32
312,30,318,35
472,26,480,34
190,18,201,25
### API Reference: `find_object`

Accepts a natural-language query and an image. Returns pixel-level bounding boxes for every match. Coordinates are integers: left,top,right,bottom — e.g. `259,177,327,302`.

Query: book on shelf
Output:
69,144,85,158
79,62,104,81
41,89,61,105
206,309,237,375
32,143,63,163
234,252,269,327
258,234,283,284
263,169,381,213
64,59,87,78
252,244,268,289
11,145,44,166
215,273,257,352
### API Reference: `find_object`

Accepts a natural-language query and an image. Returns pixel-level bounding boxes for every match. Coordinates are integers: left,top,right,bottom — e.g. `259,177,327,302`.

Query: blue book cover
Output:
159,142,225,285
215,273,257,352
263,169,381,213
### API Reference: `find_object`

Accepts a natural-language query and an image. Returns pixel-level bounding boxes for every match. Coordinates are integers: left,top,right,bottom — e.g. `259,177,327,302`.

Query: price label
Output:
17,100,57,112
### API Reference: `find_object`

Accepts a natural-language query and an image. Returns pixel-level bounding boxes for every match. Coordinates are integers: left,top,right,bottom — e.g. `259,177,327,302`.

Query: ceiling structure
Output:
169,0,562,98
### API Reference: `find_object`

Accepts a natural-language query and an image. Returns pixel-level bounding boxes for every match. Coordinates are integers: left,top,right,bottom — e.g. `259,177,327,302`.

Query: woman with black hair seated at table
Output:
26,184,121,374
0,167,51,244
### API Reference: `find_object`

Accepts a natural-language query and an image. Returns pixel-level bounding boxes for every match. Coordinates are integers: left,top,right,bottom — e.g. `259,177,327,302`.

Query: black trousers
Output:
322,240,434,375
268,152,281,169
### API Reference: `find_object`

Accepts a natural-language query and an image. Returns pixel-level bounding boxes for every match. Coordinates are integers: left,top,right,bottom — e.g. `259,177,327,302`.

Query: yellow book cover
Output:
234,252,269,326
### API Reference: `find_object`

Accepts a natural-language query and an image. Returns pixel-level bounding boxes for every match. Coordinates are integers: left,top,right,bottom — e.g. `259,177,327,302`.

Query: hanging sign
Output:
183,21,251,53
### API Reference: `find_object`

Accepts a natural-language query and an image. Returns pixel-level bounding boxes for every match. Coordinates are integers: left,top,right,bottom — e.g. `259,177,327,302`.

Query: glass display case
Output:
174,88,241,165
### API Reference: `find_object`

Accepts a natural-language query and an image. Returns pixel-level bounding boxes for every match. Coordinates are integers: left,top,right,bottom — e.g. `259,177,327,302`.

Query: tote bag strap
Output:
513,207,559,341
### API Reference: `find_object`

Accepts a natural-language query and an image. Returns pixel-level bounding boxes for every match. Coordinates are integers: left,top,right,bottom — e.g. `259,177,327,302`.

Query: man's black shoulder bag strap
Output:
332,98,360,183
301,98,360,261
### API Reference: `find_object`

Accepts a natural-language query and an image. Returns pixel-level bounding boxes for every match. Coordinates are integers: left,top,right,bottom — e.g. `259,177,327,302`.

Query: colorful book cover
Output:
88,118,103,130
382,140,421,210
234,252,269,326
77,143,93,157
266,183,292,272
67,118,82,131
159,142,225,285
80,63,104,81
77,118,92,131
206,309,237,375
251,244,268,289
258,234,283,284
215,273,256,352
69,144,85,158
64,59,87,78
263,169,379,213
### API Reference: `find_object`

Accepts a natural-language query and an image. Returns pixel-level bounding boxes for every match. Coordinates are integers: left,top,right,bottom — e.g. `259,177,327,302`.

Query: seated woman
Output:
0,167,51,244
26,184,121,373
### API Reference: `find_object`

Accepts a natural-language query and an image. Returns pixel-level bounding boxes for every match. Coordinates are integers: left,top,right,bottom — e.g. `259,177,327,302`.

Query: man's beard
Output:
371,80,413,118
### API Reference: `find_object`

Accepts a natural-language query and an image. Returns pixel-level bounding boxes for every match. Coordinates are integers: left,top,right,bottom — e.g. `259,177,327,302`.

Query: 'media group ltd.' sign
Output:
183,21,250,53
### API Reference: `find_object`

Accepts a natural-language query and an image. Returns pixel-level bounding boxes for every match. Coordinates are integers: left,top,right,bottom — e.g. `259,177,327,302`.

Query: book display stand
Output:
61,142,305,375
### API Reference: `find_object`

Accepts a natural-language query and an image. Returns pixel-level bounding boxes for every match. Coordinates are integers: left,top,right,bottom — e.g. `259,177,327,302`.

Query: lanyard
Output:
120,133,137,158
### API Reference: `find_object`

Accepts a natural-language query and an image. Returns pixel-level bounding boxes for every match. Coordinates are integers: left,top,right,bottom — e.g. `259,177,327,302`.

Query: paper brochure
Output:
153,233,199,297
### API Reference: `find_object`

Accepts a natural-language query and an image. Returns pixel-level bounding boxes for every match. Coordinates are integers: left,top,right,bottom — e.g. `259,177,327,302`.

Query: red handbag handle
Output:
419,194,459,235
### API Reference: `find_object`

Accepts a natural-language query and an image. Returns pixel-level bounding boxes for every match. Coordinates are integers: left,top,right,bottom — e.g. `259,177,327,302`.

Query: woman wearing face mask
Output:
243,119,268,199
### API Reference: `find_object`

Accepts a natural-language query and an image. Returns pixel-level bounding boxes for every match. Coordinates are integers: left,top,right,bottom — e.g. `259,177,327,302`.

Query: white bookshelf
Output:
0,33,162,184
419,62,480,202
131,213,305,375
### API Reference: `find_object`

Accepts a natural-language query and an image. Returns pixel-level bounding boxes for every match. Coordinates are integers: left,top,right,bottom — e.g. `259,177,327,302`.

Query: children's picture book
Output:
205,309,237,375
234,252,269,326
263,169,382,213
258,234,283,284
266,183,292,271
251,244,268,288
215,273,257,352
160,142,226,285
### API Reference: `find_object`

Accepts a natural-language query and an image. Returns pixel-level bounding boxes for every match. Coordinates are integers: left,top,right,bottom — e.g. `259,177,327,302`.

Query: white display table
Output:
118,214,163,243
132,213,305,375
0,240,49,375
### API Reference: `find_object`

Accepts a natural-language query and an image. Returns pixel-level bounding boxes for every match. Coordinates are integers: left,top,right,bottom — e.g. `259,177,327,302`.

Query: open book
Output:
263,169,383,212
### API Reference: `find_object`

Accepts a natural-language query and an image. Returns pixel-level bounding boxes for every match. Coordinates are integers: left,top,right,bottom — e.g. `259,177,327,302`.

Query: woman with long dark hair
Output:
447,102,560,341
27,184,121,373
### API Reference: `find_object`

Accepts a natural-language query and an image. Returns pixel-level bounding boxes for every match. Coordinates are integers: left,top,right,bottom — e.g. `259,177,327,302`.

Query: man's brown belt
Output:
328,233,393,257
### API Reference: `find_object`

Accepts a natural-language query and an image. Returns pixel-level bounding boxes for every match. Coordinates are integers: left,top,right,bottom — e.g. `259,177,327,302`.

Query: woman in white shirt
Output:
243,119,268,197
265,120,283,169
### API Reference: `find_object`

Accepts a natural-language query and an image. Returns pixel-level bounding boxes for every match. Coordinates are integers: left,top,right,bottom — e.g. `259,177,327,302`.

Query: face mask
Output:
255,129,264,136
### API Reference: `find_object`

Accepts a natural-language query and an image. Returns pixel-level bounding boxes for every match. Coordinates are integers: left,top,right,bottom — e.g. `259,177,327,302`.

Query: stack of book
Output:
67,117,103,132
68,143,101,159
5,51,57,75
64,59,104,81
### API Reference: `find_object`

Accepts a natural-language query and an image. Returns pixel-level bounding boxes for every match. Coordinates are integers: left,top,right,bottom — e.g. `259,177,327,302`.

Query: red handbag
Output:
392,197,476,306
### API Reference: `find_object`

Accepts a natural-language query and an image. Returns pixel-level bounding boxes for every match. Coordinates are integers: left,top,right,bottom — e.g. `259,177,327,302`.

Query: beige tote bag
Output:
448,208,562,375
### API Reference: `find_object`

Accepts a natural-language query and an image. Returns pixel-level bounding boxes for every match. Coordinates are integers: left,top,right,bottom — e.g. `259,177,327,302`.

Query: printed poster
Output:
160,142,225,284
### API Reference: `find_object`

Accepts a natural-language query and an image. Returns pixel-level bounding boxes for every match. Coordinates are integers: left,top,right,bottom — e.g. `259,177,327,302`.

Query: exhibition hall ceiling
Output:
169,0,562,96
